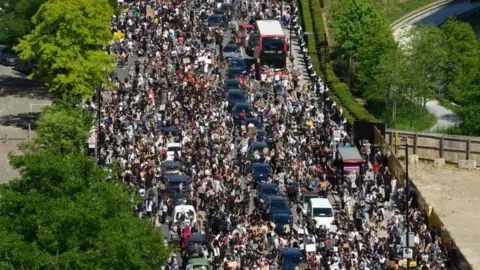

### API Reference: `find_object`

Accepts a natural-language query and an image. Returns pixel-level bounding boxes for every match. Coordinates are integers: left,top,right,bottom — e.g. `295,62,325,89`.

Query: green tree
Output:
34,101,93,154
0,0,46,46
403,24,447,107
356,22,397,95
457,105,480,135
14,0,115,98
329,0,389,58
440,18,480,104
1,149,171,269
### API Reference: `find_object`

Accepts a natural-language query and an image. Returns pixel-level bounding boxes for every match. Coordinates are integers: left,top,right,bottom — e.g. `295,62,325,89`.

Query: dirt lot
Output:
410,161,480,269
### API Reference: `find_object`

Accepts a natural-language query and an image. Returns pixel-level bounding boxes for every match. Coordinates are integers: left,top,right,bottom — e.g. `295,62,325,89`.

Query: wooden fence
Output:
384,129,480,164
373,127,472,269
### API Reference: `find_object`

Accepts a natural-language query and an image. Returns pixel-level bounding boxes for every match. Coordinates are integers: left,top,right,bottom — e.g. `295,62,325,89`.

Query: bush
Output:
298,0,378,125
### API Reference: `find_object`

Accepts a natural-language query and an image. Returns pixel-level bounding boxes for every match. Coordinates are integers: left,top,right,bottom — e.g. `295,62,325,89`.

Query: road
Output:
393,0,480,131
0,64,52,183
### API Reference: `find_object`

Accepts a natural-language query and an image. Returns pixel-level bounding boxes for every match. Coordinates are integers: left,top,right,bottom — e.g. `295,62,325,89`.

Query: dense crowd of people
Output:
92,0,453,269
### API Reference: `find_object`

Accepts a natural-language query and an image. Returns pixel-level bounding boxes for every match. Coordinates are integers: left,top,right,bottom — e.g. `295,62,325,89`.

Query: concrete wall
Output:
384,129,480,163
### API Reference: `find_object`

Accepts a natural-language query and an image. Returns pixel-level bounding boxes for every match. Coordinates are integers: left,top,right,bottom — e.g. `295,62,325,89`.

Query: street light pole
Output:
405,141,411,269
96,87,101,160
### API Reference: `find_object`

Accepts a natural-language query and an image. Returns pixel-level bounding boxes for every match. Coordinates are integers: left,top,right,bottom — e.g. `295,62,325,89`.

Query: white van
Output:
307,198,334,229
172,205,196,227
166,142,182,161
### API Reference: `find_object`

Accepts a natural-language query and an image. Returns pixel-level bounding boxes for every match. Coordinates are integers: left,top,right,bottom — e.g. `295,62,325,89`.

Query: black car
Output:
207,15,227,30
227,89,246,110
0,47,18,66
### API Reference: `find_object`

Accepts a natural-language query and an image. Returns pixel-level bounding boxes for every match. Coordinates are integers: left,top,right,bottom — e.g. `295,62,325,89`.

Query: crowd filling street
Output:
91,0,452,269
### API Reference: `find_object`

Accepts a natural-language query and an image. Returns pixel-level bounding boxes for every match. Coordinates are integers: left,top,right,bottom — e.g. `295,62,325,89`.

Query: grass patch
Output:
390,110,437,131
366,0,439,23
298,0,378,125
436,126,466,135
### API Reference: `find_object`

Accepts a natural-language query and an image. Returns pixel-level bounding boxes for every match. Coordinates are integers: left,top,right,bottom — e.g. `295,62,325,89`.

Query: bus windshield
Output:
260,55,286,70
262,37,285,54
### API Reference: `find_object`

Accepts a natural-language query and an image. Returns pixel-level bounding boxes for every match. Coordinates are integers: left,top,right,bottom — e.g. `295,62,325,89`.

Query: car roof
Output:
189,233,206,242
167,175,189,182
230,57,244,62
164,161,181,166
302,192,319,197
234,102,250,108
281,247,302,255
225,43,237,48
227,89,244,95
271,212,291,218
259,183,278,189
225,79,241,84
245,118,260,122
268,194,286,201
252,163,269,168
251,141,268,147
309,198,332,208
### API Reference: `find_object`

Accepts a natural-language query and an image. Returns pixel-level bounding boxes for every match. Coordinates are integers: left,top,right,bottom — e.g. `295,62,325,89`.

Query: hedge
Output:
297,0,355,124
298,0,378,124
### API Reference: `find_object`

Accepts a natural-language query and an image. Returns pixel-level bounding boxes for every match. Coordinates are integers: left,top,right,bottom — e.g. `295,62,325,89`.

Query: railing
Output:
385,129,480,163
373,127,472,269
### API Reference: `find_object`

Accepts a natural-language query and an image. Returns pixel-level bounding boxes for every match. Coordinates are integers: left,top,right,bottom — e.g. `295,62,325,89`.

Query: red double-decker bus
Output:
253,20,288,77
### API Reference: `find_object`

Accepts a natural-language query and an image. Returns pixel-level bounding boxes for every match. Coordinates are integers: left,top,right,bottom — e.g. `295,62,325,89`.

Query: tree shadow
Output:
0,112,41,130
0,74,52,100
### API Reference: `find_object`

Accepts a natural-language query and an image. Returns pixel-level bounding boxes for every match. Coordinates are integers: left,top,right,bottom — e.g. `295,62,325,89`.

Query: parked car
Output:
14,59,38,74
0,47,18,66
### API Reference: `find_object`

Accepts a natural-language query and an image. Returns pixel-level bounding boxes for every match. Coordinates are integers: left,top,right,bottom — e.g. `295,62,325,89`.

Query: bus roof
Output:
256,20,285,37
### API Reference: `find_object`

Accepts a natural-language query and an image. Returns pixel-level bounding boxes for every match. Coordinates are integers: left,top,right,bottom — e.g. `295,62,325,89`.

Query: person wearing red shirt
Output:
372,161,380,180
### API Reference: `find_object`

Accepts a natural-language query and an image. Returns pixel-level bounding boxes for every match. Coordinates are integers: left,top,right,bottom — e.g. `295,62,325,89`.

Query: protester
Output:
91,0,450,269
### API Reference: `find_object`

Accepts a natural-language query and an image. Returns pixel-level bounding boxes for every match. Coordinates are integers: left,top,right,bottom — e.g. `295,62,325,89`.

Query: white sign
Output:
333,129,341,142
88,136,96,149
403,248,414,259
305,244,316,253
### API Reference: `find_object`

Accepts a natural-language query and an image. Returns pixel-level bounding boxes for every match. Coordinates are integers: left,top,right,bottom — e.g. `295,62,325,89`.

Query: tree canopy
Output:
13,0,115,98
329,0,390,58
0,102,171,269
0,0,46,46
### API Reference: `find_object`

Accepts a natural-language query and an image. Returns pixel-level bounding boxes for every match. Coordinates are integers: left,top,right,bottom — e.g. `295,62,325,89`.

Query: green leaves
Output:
329,0,390,58
14,0,115,98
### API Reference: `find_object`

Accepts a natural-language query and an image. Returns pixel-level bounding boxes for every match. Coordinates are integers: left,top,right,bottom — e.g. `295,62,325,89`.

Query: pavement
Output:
0,64,52,183
426,100,460,131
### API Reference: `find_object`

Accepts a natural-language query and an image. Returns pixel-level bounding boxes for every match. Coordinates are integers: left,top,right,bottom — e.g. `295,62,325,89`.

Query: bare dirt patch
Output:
410,160,480,269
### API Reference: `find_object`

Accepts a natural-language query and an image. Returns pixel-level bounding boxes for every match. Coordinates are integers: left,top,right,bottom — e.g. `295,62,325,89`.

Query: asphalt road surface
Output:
0,64,52,183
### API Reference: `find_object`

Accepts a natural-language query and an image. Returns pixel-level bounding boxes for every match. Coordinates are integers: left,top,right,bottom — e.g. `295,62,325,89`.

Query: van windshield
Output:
312,207,333,217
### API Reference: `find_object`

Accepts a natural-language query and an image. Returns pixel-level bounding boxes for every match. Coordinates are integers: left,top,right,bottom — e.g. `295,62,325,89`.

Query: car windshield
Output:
175,210,194,221
235,106,249,114
228,92,244,101
283,253,304,265
252,144,267,153
253,166,270,174
230,59,245,68
208,16,222,25
226,81,241,88
168,146,181,152
261,186,278,195
229,69,244,76
273,215,291,224
270,200,288,210
224,45,238,53
165,165,180,171
303,195,318,204
313,207,333,217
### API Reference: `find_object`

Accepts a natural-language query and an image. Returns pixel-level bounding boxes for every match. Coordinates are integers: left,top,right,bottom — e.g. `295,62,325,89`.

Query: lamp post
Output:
404,139,411,270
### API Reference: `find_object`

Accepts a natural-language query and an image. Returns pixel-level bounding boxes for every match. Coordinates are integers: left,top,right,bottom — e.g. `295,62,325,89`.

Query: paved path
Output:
426,100,460,131
0,64,52,183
